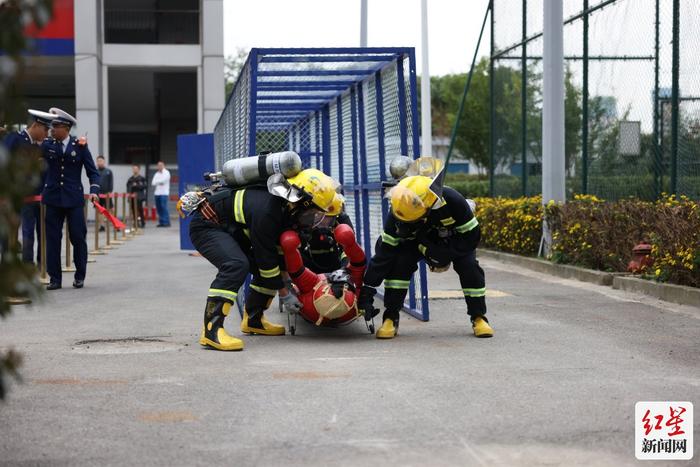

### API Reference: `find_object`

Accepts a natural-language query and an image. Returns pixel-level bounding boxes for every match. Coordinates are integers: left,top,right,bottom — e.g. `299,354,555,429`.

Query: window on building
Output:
109,68,197,165
104,0,199,45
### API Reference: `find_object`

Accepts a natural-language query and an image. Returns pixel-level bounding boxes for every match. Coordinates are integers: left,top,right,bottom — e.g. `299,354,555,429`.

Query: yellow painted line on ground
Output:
138,411,198,423
33,378,128,386
272,371,351,380
428,289,511,299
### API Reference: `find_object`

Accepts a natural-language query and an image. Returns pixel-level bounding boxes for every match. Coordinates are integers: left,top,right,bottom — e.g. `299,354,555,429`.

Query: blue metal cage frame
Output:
215,47,430,321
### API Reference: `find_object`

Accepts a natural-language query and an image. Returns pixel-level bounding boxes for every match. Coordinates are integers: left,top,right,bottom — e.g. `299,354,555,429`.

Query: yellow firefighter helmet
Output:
387,175,439,222
286,169,340,212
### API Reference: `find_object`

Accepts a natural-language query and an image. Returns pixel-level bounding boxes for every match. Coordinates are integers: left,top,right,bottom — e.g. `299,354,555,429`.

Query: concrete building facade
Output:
18,1,223,193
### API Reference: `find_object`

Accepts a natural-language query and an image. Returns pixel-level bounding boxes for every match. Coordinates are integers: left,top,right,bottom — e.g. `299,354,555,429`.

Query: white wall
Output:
83,0,224,162
74,0,104,157
102,44,202,68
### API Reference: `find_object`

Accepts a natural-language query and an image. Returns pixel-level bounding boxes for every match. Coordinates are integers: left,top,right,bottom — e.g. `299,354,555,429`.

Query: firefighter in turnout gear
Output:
359,161,493,339
293,191,355,274
182,167,343,351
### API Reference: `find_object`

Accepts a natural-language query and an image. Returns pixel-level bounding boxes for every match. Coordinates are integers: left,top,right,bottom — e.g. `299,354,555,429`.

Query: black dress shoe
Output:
73,280,84,289
47,282,62,290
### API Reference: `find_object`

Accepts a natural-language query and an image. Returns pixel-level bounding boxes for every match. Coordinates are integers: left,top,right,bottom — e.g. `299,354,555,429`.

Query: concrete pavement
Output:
1,226,698,466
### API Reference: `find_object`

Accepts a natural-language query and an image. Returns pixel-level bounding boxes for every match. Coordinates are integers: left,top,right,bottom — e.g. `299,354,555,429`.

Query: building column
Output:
101,64,109,162
197,65,203,134
202,0,225,133
74,0,104,158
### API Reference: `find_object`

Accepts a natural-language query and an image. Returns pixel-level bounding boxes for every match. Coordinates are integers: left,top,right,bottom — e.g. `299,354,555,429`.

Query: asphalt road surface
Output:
1,227,698,466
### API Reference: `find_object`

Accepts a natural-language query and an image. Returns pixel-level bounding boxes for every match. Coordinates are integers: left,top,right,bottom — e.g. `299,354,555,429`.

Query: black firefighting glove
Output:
419,241,452,269
358,285,380,321
330,281,345,299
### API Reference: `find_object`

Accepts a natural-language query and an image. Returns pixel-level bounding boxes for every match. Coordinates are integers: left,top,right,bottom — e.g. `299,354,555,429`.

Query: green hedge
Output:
472,194,700,288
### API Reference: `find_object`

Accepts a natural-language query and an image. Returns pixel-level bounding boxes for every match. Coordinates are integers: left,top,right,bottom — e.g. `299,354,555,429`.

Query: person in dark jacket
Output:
359,175,493,339
294,195,355,274
126,164,147,228
179,168,344,351
2,109,53,264
41,108,100,290
96,155,113,206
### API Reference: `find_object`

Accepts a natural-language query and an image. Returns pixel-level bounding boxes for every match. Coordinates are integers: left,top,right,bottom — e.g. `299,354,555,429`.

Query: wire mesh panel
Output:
489,0,699,200
329,102,339,179
215,62,251,168
676,0,700,198
213,48,428,320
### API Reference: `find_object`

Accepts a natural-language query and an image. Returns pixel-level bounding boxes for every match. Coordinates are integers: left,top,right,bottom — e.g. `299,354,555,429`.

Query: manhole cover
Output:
72,337,183,355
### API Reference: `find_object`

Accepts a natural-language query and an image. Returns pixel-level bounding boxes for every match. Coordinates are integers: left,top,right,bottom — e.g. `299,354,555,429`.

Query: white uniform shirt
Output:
152,169,171,196
61,135,70,153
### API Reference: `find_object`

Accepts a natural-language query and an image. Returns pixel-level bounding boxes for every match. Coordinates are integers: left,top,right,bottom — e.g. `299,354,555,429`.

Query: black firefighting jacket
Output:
202,185,288,290
299,211,354,273
364,186,480,287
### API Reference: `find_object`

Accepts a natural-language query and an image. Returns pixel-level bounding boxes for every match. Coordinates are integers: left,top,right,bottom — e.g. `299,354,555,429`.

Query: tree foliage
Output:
224,47,250,99
0,0,54,399
429,59,582,174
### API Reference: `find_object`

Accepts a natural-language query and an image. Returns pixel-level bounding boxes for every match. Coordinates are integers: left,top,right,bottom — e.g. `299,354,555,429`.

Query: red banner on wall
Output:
23,0,74,39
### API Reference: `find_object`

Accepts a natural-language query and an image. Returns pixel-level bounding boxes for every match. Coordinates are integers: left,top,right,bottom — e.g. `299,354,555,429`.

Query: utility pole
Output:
420,0,432,157
542,0,565,204
540,0,565,256
360,0,368,47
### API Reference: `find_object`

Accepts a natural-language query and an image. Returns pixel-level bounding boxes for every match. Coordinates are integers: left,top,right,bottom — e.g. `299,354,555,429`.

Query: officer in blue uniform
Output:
2,109,54,264
41,108,100,290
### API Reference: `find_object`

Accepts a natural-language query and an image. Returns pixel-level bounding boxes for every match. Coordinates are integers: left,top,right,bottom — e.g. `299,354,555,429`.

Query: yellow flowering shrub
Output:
474,196,543,255
473,194,699,288
647,195,700,287
546,194,699,287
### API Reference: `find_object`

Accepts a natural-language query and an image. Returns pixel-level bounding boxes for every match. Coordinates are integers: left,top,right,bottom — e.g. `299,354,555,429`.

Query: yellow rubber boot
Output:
199,300,244,351
472,316,493,338
241,310,285,336
376,318,398,339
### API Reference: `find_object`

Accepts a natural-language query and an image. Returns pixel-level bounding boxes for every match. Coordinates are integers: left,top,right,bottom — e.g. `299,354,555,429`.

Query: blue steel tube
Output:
350,87,362,237
337,96,344,184
248,49,259,156
357,82,372,258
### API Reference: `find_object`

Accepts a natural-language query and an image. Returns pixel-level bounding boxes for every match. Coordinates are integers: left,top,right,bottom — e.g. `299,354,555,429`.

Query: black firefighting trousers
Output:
189,215,273,316
382,243,487,321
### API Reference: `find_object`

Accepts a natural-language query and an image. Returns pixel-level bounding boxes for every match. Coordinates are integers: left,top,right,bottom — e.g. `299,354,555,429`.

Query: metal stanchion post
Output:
6,215,31,305
121,193,129,240
112,193,117,241
85,198,96,262
129,194,137,237
62,222,75,272
103,194,114,250
134,195,144,235
90,201,105,255
39,202,50,283
111,193,124,245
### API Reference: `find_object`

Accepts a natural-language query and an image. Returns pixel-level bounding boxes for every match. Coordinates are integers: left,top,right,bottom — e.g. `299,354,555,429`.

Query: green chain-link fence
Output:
489,0,700,200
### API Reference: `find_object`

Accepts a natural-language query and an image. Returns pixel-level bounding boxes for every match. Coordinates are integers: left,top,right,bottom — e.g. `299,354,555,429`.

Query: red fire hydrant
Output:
627,242,654,273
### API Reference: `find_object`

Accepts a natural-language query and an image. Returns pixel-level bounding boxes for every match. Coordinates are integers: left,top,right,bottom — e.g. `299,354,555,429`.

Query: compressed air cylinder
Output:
388,155,413,180
221,151,302,187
